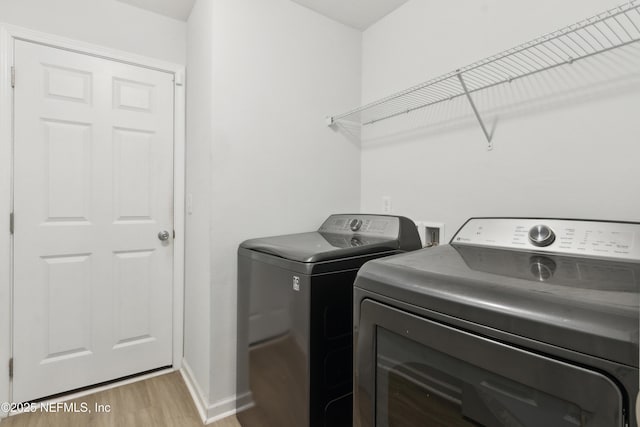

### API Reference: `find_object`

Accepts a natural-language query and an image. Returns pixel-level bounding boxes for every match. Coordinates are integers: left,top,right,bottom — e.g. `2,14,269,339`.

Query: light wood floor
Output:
2,372,241,427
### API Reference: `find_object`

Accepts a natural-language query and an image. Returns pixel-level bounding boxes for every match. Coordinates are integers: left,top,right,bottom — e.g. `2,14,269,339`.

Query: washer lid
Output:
239,214,422,263
355,244,640,367
240,231,402,263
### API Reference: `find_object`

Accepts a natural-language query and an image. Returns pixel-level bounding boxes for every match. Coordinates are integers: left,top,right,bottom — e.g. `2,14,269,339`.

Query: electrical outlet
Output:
186,193,193,214
382,196,392,214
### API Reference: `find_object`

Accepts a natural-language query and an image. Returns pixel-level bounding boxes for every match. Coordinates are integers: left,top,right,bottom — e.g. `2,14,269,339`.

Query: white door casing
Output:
12,39,175,402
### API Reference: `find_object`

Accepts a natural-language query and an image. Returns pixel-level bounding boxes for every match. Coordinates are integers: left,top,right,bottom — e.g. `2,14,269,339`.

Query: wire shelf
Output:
329,1,640,136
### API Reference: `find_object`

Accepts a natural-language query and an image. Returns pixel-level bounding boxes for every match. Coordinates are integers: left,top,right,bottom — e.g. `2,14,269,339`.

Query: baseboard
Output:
179,360,209,422
235,390,254,414
203,395,240,424
180,360,254,425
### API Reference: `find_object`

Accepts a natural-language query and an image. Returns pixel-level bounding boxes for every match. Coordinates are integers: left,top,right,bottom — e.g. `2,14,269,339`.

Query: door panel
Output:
13,40,174,402
42,254,92,361
113,128,154,221
113,249,154,346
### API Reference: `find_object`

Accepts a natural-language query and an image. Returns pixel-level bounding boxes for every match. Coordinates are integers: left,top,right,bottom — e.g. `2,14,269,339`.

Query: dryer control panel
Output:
452,218,640,261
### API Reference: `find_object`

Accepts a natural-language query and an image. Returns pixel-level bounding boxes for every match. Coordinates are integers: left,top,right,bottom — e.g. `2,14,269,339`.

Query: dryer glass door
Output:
355,300,625,427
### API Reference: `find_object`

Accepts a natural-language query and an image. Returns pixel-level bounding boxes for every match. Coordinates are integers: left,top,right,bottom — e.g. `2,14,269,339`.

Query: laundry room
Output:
0,0,638,426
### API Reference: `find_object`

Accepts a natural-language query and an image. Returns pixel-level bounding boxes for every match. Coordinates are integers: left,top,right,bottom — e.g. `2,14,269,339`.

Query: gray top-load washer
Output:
236,214,422,427
354,217,639,427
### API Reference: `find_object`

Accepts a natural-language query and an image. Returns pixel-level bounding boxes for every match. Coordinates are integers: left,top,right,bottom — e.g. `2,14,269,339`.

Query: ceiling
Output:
289,0,408,30
116,0,196,22
117,0,408,30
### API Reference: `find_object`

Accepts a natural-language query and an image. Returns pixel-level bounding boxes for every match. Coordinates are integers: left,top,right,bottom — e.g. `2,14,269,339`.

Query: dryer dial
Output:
528,224,555,247
350,218,363,232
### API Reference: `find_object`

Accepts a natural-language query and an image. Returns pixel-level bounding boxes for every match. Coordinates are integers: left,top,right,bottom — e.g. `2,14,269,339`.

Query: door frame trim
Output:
0,24,186,412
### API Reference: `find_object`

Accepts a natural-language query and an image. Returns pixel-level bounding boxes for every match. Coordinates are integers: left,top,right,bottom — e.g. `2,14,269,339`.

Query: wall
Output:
184,0,362,421
183,0,213,412
0,0,186,64
360,0,640,238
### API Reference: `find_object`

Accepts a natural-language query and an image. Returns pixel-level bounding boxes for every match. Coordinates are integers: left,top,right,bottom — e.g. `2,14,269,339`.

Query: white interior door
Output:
12,40,175,402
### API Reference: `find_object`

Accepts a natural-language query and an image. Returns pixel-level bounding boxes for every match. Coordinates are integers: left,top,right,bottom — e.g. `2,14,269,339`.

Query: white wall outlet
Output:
382,196,392,213
415,221,445,247
186,193,193,215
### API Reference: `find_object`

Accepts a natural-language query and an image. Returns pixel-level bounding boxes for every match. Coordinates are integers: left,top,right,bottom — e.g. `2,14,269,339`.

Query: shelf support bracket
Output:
457,71,492,150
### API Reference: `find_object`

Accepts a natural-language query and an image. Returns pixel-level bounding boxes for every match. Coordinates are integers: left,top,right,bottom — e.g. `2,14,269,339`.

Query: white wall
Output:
184,0,361,420
183,0,214,411
0,0,186,64
360,0,640,239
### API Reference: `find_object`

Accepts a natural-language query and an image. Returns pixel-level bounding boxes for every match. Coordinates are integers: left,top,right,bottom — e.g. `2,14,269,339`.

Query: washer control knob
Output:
350,218,363,232
528,224,555,247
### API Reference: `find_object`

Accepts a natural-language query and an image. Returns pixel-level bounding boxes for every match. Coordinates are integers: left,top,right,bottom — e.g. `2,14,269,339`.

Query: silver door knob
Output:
158,230,170,241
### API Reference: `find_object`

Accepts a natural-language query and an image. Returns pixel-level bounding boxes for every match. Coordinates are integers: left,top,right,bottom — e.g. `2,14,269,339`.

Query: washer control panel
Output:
319,214,400,238
453,218,640,261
